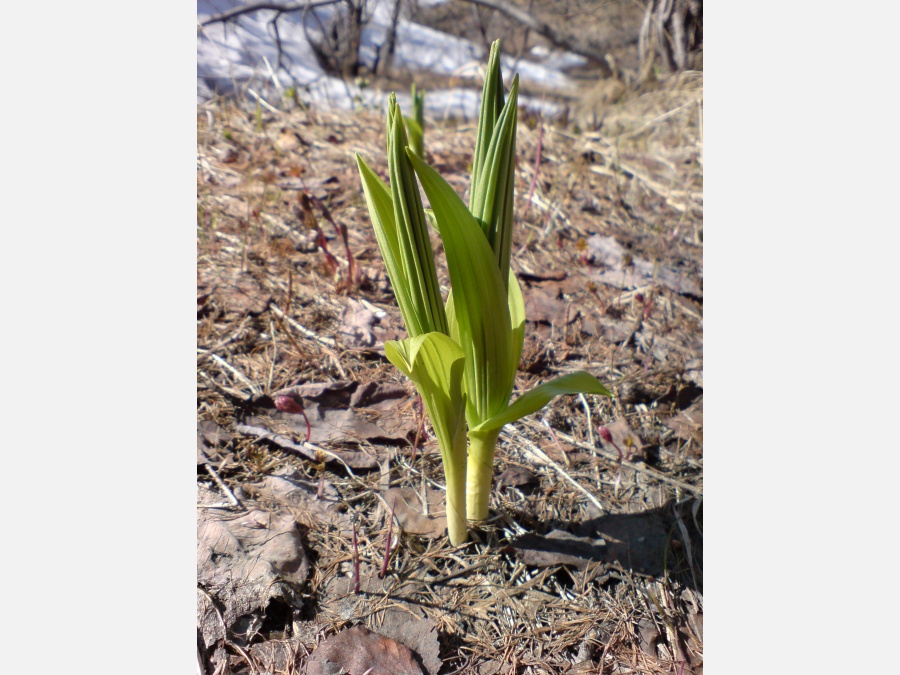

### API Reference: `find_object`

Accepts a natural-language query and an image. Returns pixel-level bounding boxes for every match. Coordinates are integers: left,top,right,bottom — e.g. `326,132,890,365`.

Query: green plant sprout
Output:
405,83,425,157
356,40,612,545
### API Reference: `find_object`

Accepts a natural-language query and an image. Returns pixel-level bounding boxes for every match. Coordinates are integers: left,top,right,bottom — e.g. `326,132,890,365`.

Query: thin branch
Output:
268,13,286,72
200,0,344,27
270,303,336,347
541,422,703,496
504,426,606,515
204,462,243,508
206,352,262,396
458,0,638,74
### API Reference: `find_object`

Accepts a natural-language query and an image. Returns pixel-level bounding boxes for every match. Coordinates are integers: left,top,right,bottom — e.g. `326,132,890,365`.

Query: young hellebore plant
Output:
404,83,425,158
356,40,612,546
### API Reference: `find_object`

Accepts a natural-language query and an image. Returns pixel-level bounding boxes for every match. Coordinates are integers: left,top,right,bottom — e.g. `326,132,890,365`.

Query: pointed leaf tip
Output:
472,372,613,433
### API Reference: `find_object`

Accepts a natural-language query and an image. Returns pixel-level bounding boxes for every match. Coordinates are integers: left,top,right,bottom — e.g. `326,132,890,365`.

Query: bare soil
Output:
197,20,702,675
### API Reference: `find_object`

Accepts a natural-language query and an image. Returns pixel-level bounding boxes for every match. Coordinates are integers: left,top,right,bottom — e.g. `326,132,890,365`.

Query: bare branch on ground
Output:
458,0,640,75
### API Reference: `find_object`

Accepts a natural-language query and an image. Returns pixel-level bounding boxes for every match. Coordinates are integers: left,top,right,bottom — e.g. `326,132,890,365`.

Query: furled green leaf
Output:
384,332,467,457
471,372,613,433
407,83,425,157
356,153,416,330
470,74,519,285
470,40,506,213
407,149,514,427
386,95,448,338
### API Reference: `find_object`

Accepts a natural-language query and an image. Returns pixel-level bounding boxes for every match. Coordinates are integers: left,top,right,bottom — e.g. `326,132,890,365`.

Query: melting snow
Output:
197,0,584,118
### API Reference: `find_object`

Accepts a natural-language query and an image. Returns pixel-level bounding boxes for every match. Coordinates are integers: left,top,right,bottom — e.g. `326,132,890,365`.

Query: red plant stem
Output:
315,229,340,275
274,395,312,442
300,193,340,278
352,520,360,594
317,198,358,291
643,291,654,320
378,499,396,579
598,426,624,463
299,408,311,443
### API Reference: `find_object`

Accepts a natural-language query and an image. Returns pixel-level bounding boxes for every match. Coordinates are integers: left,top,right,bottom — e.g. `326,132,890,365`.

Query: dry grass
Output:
197,67,702,674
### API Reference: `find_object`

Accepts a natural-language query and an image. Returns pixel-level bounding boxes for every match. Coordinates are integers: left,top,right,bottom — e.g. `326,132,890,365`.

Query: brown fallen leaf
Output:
497,465,538,489
511,530,608,569
198,267,272,318
279,380,356,406
524,287,579,326
513,508,672,575
276,379,410,411
376,613,441,675
250,467,353,534
599,418,645,462
295,403,411,445
197,485,308,650
665,402,703,446
305,625,425,675
636,618,662,657
198,420,233,447
269,380,415,445
350,381,409,409
383,486,447,538
338,298,379,348
338,298,407,349
197,426,235,466
586,235,702,297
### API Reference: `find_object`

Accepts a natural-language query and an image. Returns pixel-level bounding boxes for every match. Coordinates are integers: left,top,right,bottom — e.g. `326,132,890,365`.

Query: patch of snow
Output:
529,44,588,71
197,0,573,118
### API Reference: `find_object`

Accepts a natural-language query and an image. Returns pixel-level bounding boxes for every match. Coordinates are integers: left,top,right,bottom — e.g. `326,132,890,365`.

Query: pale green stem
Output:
466,427,502,522
443,435,469,545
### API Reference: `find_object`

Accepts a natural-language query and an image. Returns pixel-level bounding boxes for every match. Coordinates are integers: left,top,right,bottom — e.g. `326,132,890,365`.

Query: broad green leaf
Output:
407,149,513,427
471,371,613,433
423,208,437,230
403,116,423,137
444,288,458,345
384,332,469,545
507,269,526,395
404,114,424,158
384,333,467,464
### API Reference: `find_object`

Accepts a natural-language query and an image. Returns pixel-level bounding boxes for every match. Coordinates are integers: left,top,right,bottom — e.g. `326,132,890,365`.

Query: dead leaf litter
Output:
198,63,702,674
